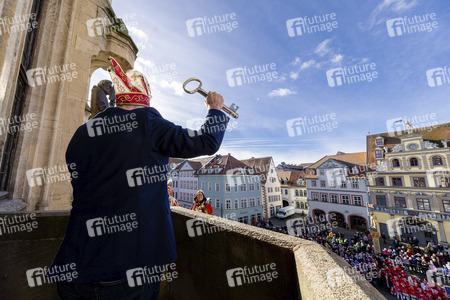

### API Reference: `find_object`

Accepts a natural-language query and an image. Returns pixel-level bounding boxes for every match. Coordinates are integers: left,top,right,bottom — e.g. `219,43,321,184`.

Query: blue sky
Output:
91,0,450,165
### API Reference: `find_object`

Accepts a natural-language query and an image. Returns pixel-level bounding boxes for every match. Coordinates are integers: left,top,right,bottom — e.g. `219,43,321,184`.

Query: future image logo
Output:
186,13,238,37
286,113,338,137
86,213,138,237
126,264,178,287
386,13,438,37
185,217,231,237
25,163,78,187
326,63,377,87
226,63,278,87
426,67,449,87
226,264,278,287
86,113,138,137
286,13,338,37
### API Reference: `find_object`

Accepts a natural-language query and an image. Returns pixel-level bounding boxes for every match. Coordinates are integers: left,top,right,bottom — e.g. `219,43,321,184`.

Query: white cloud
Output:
314,38,333,57
292,57,301,66
330,54,344,65
378,0,419,12
157,80,184,96
268,88,297,98
134,57,155,76
128,26,152,49
367,0,419,28
300,59,316,70
290,71,299,80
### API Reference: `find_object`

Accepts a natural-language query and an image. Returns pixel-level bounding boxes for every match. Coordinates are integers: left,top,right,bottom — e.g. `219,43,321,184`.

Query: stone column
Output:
438,221,447,243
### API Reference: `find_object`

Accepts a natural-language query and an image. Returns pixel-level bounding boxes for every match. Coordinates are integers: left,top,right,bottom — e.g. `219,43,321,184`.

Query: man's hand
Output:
205,92,224,111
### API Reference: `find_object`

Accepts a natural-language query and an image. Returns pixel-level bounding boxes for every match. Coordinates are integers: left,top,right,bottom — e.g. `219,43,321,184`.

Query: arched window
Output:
410,157,419,167
392,159,400,168
432,156,443,166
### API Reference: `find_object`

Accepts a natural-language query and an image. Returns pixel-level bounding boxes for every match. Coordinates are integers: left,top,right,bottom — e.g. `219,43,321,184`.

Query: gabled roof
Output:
198,154,252,175
277,171,307,187
308,152,366,169
306,152,366,179
241,157,274,184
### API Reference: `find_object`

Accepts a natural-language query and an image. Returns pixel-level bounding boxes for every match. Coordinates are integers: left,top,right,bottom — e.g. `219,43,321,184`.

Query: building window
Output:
234,184,238,192
341,195,349,204
376,138,384,146
189,181,193,189
435,175,450,188
320,181,326,187
410,157,419,167
320,170,324,175
295,190,299,196
226,183,231,192
243,216,249,224
256,183,260,190
297,202,301,209
352,180,358,188
341,181,347,188
330,180,336,188
201,182,205,190
241,198,247,208
443,200,450,213
215,198,220,208
234,199,239,209
208,182,212,191
330,194,338,203
321,194,328,202
226,199,231,209
392,159,401,168
392,177,403,187
215,182,220,191
375,150,383,159
285,189,288,195
417,198,430,211
375,177,385,186
353,196,362,206
249,183,255,191
394,197,407,208
257,197,261,205
432,156,443,166
376,195,386,206
312,192,319,201
250,198,255,207
311,180,317,187
412,177,426,187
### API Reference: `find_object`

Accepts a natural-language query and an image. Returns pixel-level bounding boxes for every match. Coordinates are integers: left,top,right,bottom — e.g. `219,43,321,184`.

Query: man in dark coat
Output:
50,57,228,299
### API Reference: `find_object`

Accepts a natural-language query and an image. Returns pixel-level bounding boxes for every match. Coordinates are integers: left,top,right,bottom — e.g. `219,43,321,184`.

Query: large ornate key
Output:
182,78,239,119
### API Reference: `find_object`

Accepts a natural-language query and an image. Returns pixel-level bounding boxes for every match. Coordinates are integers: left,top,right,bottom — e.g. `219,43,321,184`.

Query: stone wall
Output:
0,0,138,210
0,208,385,300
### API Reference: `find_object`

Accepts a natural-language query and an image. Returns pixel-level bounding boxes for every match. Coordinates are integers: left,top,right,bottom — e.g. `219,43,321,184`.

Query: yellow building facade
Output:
368,134,450,246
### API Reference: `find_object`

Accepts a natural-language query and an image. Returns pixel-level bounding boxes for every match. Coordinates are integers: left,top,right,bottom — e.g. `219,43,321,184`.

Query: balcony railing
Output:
0,207,384,299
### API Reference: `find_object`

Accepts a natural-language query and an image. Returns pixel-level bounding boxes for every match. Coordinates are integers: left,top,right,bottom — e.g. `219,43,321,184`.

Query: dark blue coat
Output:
50,106,228,283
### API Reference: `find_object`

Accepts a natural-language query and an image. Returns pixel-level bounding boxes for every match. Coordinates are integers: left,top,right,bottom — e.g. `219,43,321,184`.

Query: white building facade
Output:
307,155,370,231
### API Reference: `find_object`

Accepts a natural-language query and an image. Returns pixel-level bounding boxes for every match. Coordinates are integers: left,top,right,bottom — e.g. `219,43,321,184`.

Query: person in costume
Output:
167,179,178,207
49,57,229,299
190,190,213,214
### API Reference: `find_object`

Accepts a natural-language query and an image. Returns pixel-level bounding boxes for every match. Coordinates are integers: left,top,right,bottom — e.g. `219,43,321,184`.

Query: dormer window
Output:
375,137,384,146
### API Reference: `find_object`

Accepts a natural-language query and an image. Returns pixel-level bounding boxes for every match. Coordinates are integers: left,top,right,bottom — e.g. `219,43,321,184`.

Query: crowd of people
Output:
253,218,450,299
174,189,450,299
